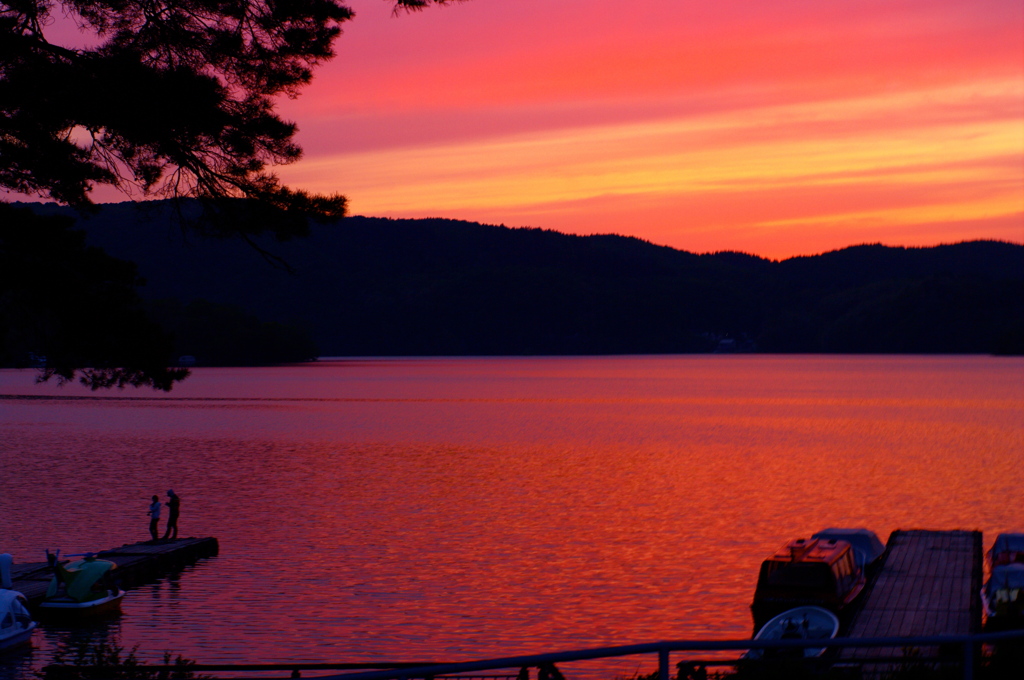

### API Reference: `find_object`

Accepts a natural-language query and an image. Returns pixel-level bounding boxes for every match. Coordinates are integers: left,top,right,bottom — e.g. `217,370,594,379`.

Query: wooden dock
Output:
841,529,983,671
8,537,219,607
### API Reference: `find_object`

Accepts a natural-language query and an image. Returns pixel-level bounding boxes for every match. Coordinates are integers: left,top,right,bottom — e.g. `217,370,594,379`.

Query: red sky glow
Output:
268,0,1024,258
18,0,1024,259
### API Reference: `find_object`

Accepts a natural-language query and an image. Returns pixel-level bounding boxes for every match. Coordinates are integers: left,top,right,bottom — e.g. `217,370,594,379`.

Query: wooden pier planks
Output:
8,537,219,607
842,529,982,666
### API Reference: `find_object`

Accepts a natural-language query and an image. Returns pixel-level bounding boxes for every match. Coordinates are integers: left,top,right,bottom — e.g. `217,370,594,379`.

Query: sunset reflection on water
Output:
1,356,1021,678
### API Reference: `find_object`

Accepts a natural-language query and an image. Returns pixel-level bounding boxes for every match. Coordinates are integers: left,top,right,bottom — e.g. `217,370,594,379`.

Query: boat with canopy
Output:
38,550,125,618
750,529,883,632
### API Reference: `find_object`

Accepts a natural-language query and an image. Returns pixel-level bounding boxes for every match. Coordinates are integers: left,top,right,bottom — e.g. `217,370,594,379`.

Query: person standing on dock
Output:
147,495,161,541
163,490,180,540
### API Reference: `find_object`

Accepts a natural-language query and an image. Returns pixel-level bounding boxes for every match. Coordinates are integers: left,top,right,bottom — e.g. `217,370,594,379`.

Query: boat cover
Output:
46,557,116,602
812,528,885,569
987,564,1024,595
989,533,1024,562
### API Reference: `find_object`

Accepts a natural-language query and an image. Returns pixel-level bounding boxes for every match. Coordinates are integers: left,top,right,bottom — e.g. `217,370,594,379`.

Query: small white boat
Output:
745,606,840,659
0,553,37,652
37,550,124,619
37,588,125,618
0,590,36,652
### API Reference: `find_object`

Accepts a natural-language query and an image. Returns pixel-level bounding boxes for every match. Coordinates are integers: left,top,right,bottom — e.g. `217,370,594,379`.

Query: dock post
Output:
658,647,669,680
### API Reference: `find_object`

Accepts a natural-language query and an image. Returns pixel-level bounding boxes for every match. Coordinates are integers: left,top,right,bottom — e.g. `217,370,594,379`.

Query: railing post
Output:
538,662,565,680
962,640,974,680
658,647,669,680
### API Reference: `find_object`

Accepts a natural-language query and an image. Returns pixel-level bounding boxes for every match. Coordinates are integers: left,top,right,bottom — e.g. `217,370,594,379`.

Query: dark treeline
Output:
19,201,1024,360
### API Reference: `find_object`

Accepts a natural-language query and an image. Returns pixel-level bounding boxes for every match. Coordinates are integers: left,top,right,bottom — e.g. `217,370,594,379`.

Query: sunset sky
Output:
22,0,1024,259
269,0,1023,259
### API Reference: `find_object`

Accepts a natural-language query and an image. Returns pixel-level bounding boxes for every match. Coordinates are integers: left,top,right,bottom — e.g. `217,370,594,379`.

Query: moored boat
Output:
989,533,1024,568
0,553,37,652
745,605,840,659
983,533,1024,631
751,530,880,632
0,590,36,652
38,550,124,619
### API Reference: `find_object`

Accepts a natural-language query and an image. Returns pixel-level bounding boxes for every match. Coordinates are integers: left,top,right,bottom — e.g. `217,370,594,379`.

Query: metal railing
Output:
43,628,1024,680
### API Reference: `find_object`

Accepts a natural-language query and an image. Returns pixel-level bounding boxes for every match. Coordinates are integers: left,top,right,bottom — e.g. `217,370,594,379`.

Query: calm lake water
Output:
1,356,1022,678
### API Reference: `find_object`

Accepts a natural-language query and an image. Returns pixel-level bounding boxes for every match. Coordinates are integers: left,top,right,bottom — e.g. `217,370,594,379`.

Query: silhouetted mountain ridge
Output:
20,201,1024,357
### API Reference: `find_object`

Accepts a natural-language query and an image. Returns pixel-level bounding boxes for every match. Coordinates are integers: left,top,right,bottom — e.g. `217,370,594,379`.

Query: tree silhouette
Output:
2,0,456,232
0,0,458,389
0,202,188,390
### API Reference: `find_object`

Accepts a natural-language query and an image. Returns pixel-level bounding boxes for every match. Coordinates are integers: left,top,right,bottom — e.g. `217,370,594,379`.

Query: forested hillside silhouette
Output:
22,201,1024,359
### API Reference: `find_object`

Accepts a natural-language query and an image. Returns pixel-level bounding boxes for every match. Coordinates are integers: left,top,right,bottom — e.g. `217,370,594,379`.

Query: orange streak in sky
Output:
281,74,1024,258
